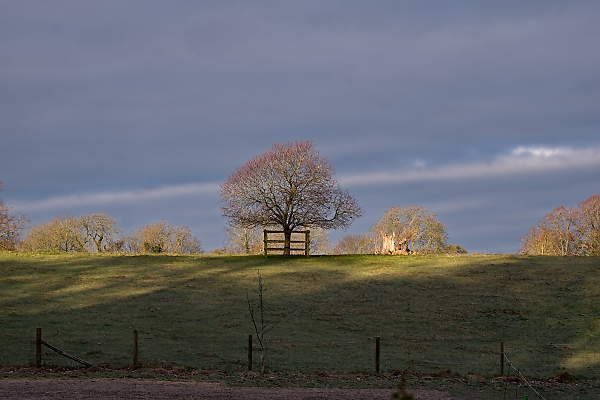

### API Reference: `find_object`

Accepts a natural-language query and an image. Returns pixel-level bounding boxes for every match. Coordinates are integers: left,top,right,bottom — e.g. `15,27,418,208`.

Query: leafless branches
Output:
220,140,361,255
519,194,600,256
20,215,203,254
369,206,448,254
120,219,203,254
246,270,284,374
0,182,28,250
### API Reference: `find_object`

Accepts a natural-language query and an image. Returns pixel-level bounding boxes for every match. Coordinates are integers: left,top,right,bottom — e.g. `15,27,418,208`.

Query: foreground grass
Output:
1,252,599,381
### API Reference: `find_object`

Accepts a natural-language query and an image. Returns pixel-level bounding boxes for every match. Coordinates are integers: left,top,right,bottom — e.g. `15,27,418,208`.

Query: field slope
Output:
0,252,598,378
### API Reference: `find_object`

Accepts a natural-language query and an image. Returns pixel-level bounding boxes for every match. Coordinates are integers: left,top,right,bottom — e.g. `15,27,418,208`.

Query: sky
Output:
1,1,599,254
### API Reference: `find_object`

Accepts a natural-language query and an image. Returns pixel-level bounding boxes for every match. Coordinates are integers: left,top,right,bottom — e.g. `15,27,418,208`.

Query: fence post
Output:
248,334,253,371
263,230,268,256
36,328,42,367
134,330,139,366
375,336,380,373
500,341,504,376
305,230,310,256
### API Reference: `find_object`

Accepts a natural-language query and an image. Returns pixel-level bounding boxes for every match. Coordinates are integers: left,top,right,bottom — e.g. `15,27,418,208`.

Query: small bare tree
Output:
246,270,283,374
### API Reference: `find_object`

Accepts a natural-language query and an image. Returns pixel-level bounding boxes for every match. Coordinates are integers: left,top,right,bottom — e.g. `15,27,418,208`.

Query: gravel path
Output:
0,379,453,399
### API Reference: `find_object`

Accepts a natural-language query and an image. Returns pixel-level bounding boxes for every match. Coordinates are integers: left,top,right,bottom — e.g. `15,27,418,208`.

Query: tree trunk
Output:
283,230,292,256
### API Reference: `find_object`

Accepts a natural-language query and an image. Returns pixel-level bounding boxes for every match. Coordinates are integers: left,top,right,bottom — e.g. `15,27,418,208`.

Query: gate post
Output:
263,230,268,256
305,230,310,256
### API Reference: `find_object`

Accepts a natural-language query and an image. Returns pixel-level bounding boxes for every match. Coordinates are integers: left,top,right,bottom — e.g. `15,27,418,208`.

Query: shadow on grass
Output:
0,252,598,378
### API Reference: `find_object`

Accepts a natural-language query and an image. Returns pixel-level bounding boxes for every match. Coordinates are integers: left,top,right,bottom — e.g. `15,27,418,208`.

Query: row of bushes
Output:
19,214,203,254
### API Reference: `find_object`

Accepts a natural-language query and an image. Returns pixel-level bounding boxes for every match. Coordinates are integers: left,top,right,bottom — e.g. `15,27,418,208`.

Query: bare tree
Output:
247,270,283,374
80,213,121,252
21,214,86,252
370,206,448,254
123,219,203,254
220,140,362,255
0,182,28,250
520,194,600,256
224,224,264,255
519,205,579,255
575,194,600,256
306,227,331,254
21,213,119,253
170,225,203,254
332,234,375,254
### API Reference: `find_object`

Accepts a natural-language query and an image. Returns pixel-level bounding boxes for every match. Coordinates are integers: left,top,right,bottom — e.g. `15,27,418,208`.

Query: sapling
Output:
246,270,284,374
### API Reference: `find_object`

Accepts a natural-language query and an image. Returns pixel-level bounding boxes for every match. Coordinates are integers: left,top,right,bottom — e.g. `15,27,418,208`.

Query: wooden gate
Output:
263,230,310,256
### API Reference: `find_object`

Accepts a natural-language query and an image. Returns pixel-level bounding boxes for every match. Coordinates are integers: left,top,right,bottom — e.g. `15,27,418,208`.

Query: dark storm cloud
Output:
1,1,599,252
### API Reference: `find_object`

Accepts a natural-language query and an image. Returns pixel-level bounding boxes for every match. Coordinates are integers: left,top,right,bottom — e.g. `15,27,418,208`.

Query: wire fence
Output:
503,353,548,400
21,327,592,391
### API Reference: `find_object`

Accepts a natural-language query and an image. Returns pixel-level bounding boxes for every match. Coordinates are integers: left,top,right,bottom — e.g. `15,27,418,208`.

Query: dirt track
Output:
0,379,453,399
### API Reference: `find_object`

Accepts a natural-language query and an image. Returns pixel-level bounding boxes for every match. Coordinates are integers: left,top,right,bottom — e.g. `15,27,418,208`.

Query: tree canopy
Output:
219,140,362,255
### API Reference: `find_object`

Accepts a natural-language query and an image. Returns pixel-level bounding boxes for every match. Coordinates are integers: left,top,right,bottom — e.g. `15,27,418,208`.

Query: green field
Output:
1,252,599,381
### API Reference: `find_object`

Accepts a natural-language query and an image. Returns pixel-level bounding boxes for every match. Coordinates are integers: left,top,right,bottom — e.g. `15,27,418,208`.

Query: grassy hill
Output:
0,252,598,378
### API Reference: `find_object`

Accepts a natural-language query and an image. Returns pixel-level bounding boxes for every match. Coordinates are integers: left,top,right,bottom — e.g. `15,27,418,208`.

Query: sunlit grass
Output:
0,252,598,378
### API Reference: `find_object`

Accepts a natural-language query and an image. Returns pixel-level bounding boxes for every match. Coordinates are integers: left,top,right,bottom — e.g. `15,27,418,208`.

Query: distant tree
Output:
21,214,86,252
21,213,121,253
575,194,600,256
224,224,263,255
21,214,202,254
219,140,362,256
439,244,468,255
307,227,331,255
370,206,448,254
518,206,578,256
0,182,28,250
519,194,600,256
124,219,203,254
332,234,374,255
170,225,204,254
80,213,121,252
209,248,233,255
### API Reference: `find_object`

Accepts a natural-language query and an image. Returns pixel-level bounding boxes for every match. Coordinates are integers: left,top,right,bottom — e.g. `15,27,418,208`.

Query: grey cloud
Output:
339,146,600,186
1,1,599,253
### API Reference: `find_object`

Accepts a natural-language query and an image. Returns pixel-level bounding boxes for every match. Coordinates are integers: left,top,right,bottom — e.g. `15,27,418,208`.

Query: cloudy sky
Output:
2,1,599,253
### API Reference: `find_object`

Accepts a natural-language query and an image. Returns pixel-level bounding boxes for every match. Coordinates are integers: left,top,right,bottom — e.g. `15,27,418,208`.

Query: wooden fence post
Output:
134,330,139,366
36,328,42,367
500,341,504,376
248,334,253,371
305,230,310,256
263,229,268,257
375,336,380,373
